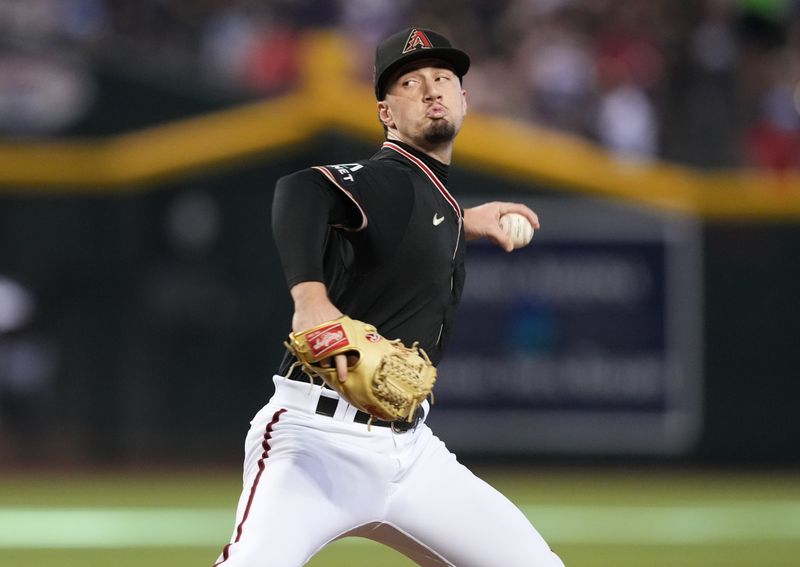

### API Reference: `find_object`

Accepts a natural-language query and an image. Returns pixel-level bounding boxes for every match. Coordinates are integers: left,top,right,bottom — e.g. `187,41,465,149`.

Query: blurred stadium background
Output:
1,0,799,565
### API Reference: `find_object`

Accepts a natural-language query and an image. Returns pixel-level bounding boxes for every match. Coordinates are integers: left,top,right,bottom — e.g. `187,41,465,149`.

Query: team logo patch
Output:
365,331,382,343
403,28,433,54
306,323,349,358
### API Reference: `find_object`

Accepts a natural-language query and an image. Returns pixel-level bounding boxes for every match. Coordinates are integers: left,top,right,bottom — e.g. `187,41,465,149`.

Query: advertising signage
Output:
429,197,703,456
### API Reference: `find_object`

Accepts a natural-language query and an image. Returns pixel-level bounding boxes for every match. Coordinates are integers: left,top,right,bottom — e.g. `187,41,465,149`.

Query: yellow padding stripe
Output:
1,31,799,220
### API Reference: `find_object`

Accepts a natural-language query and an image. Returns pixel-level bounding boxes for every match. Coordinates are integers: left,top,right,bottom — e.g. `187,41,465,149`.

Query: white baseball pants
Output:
213,375,564,567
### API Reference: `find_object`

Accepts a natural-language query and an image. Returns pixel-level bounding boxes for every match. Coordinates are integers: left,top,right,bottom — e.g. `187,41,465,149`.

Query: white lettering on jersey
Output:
329,163,364,183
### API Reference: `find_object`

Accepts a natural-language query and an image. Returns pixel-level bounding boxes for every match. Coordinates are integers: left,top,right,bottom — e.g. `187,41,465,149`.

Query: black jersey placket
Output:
382,141,462,345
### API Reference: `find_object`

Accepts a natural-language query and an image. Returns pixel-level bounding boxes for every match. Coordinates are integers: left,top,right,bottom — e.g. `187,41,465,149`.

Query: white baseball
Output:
499,213,534,249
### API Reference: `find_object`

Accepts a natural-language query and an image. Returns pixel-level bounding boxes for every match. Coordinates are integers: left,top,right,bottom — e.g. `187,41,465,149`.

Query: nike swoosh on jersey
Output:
433,213,445,226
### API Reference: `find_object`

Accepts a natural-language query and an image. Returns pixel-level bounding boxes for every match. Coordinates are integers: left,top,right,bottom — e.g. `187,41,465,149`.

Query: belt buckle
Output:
390,421,411,434
390,406,424,434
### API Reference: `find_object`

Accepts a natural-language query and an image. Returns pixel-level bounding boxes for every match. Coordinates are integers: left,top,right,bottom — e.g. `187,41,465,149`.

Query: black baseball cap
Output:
374,27,470,100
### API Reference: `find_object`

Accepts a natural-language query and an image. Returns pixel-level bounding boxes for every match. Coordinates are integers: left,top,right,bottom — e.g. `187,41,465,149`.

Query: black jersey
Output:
273,141,466,370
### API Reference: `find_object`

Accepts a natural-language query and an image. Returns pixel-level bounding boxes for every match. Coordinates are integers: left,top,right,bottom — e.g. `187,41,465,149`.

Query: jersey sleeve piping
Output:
312,166,368,232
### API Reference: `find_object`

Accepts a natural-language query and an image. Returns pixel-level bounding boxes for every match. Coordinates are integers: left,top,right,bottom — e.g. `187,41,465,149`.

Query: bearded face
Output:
379,62,467,155
423,119,457,145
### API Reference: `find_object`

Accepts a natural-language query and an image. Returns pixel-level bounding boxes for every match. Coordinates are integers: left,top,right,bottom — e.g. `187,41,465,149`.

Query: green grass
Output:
2,542,798,567
1,467,798,566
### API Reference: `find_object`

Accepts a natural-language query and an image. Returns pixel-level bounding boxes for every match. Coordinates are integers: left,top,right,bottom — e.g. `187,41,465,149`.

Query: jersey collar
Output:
381,141,462,221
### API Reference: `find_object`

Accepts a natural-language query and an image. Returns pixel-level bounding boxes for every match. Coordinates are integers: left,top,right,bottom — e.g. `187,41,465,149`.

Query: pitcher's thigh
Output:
388,447,564,566
214,458,356,567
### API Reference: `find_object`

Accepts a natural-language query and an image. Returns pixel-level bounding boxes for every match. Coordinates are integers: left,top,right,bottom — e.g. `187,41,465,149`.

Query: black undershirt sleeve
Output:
271,169,359,289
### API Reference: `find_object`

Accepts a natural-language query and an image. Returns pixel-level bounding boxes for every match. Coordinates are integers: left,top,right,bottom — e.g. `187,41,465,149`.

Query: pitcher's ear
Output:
377,101,394,129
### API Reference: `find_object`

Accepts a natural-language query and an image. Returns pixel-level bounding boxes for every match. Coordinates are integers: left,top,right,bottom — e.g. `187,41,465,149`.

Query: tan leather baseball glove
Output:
285,316,436,423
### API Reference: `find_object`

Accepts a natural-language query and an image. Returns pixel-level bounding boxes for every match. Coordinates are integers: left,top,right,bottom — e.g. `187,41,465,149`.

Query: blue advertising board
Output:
428,197,703,455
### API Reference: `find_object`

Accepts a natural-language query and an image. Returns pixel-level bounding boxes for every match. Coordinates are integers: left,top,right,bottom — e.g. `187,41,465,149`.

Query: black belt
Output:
286,371,423,432
314,395,424,432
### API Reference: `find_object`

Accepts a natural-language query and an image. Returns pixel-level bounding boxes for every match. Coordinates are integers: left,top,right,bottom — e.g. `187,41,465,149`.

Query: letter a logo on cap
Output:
402,28,433,54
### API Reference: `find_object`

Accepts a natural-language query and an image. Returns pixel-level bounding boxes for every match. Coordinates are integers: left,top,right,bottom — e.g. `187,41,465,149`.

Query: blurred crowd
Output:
0,0,799,170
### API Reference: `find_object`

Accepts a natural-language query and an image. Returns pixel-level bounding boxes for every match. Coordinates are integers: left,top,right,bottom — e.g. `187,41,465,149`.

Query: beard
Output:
423,119,457,145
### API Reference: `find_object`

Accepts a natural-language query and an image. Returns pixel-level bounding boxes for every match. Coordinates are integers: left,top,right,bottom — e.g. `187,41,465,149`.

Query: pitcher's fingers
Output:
487,223,515,252
335,353,348,382
501,203,540,229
